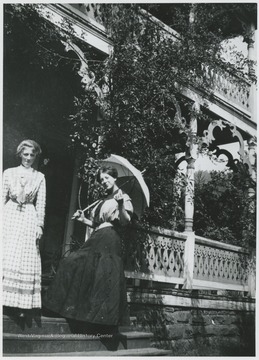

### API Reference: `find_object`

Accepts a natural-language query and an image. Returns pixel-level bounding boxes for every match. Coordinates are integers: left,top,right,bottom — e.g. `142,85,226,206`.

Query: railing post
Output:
248,271,256,298
183,232,195,289
248,250,256,297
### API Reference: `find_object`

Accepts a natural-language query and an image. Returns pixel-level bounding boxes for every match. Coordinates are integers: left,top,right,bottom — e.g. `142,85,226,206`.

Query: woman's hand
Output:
72,210,85,222
36,226,43,240
114,190,131,225
71,210,94,228
71,210,93,227
114,189,124,205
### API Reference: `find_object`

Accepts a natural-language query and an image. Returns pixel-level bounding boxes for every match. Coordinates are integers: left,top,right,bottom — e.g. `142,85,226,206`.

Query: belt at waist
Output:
95,222,113,231
10,198,34,205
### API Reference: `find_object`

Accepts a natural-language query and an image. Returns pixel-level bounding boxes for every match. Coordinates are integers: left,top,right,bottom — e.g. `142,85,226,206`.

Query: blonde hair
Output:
16,139,42,157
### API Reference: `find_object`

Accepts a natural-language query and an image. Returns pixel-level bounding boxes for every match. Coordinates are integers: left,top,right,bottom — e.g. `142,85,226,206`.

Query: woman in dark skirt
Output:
43,166,133,330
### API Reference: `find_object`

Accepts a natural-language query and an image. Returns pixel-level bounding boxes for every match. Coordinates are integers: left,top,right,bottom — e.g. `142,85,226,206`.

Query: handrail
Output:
195,235,249,254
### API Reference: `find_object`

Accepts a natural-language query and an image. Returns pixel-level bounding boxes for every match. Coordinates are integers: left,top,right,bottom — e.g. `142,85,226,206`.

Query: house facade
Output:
3,4,257,356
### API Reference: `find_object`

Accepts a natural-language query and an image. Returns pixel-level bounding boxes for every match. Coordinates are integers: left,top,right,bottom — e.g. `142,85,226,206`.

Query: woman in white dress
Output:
2,140,46,317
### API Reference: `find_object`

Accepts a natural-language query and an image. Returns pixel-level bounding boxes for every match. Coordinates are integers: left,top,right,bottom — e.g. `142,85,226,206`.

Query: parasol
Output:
99,154,150,219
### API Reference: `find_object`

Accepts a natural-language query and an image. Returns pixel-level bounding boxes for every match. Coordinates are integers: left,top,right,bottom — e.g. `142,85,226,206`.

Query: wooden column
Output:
246,22,257,123
184,103,199,232
62,156,80,256
247,137,256,298
183,102,199,289
248,136,256,201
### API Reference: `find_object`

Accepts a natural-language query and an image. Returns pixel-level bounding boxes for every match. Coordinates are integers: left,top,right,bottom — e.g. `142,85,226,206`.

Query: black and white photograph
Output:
2,2,257,357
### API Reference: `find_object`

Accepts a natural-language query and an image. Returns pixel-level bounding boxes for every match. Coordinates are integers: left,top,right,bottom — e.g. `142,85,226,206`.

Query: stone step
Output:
3,331,153,354
4,347,172,357
3,315,138,335
3,315,71,335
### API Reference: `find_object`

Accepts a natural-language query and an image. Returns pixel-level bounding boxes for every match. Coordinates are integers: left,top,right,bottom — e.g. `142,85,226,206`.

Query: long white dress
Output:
2,165,46,309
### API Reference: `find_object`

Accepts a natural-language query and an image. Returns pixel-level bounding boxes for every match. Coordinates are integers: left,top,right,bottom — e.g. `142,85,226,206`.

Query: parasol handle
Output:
81,199,100,213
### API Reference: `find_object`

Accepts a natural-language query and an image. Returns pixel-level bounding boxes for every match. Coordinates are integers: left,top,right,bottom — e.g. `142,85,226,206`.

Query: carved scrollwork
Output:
61,39,104,100
202,119,255,176
212,147,237,169
202,119,227,146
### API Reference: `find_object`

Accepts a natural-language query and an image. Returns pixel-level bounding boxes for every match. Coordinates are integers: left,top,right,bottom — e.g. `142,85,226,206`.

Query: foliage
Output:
58,3,257,235
5,4,257,245
143,3,257,80
4,4,105,77
194,166,256,249
69,4,194,228
5,4,67,69
71,3,256,231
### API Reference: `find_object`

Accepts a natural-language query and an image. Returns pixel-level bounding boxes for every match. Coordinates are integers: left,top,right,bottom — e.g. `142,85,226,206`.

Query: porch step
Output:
5,348,172,356
3,332,153,354
3,314,170,356
3,315,71,335
3,315,138,335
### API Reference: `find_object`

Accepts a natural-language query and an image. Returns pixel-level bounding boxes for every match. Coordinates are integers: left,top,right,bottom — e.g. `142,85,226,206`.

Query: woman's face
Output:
20,146,36,168
99,172,116,192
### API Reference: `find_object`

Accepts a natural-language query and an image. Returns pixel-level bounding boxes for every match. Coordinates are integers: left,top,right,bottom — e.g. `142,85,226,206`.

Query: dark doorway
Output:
3,5,81,275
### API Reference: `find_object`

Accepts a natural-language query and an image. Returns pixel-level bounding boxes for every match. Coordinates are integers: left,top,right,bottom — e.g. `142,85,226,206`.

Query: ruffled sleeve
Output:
122,193,133,215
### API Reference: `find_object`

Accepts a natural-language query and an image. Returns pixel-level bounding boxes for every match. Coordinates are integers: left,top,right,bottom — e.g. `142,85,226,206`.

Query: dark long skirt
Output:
43,227,129,326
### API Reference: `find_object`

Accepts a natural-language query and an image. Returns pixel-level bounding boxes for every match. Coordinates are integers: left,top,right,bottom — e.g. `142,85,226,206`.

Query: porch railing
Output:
202,64,251,114
124,226,255,296
48,4,254,119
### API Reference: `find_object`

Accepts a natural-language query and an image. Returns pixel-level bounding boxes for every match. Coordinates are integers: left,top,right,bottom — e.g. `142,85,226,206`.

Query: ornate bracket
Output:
212,148,236,169
61,39,104,101
202,119,226,146
202,119,255,176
